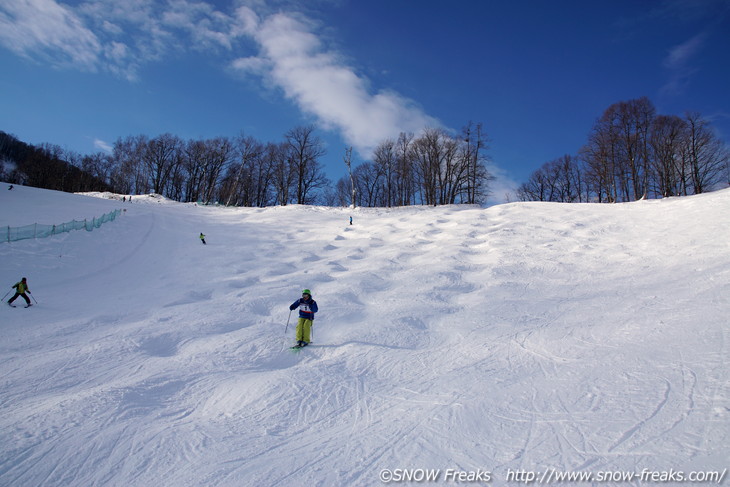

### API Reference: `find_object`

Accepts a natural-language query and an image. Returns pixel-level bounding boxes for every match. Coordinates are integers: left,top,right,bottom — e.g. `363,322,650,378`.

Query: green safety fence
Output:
3,209,123,243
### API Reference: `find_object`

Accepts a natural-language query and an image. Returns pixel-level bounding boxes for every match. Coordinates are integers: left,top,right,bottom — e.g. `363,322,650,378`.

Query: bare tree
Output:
372,140,396,207
461,121,491,204
517,167,551,202
183,139,207,202
517,155,583,202
332,178,352,207
353,161,385,207
220,135,262,206
582,123,615,202
337,123,492,208
650,115,686,197
299,156,331,204
411,128,443,205
683,112,729,194
81,152,115,188
247,139,273,207
412,128,475,205
113,135,149,195
143,133,181,195
524,98,730,203
394,132,416,206
285,125,327,204
270,142,295,205
205,138,235,203
588,97,656,201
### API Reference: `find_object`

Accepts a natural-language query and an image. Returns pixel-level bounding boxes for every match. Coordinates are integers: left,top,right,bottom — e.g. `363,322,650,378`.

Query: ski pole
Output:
30,293,38,304
281,309,292,351
1,290,10,302
284,309,292,335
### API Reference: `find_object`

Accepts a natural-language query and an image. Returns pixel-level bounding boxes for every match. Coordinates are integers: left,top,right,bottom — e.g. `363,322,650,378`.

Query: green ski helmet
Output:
302,289,311,296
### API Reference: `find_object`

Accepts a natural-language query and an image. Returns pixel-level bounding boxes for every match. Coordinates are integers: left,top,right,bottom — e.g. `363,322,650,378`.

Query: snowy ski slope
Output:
1,182,728,486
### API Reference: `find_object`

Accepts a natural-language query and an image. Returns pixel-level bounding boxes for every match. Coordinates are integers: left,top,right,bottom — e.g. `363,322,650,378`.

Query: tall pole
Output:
344,147,355,208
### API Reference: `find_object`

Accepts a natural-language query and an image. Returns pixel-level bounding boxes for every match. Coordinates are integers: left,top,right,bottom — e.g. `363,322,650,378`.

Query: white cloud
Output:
161,0,234,50
1,0,442,159
0,0,155,79
234,10,440,158
100,19,122,36
661,31,707,96
664,32,706,69
231,5,259,37
0,0,101,69
484,161,520,205
231,55,268,75
93,138,113,153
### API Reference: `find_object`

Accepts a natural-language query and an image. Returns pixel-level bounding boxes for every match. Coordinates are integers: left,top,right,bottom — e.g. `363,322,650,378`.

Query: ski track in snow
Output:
1,183,729,486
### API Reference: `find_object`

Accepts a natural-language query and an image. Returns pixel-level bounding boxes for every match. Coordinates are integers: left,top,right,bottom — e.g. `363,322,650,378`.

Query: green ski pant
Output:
296,318,313,343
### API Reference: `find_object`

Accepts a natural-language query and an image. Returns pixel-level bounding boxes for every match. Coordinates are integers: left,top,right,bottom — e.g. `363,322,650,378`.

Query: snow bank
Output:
1,181,728,486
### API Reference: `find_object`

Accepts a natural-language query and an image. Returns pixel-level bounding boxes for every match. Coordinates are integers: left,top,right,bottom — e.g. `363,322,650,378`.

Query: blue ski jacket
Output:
290,297,318,320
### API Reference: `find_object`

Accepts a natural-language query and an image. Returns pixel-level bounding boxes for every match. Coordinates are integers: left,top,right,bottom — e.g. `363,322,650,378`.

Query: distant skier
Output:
8,185,13,190
350,216,353,225
199,232,206,245
289,289,318,347
7,277,31,307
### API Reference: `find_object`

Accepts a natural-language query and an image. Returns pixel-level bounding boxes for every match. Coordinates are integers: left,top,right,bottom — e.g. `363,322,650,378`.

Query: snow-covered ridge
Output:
1,182,728,486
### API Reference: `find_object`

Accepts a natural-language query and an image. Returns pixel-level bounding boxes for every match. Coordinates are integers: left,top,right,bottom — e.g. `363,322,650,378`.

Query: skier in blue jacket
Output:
289,289,318,347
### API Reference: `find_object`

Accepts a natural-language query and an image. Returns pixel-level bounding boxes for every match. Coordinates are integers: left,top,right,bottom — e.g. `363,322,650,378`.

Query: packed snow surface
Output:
1,183,728,486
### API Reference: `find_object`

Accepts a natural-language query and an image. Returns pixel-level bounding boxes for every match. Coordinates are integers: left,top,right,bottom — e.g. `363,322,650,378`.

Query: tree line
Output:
1,127,331,206
2,121,494,208
333,122,493,207
0,131,113,193
517,97,730,203
83,125,332,206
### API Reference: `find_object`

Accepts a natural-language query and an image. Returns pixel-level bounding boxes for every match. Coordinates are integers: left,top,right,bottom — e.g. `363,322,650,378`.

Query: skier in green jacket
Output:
8,277,31,307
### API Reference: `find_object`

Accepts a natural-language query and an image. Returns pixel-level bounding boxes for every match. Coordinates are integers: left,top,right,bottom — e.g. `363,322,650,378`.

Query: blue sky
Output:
1,0,729,202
